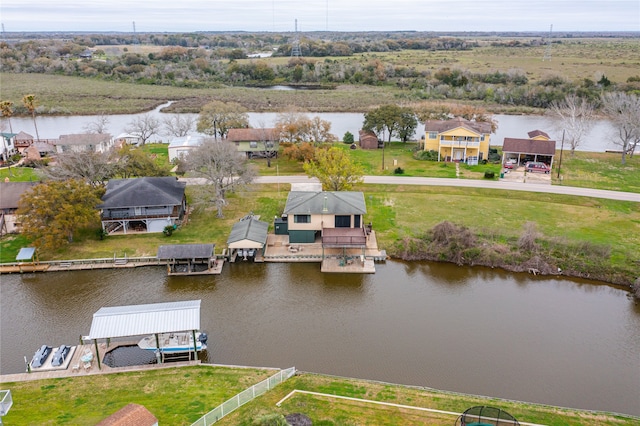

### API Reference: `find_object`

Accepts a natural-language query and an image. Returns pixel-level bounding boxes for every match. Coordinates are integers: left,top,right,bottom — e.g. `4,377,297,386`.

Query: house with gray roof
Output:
282,191,367,245
0,181,38,235
99,177,186,234
55,133,115,154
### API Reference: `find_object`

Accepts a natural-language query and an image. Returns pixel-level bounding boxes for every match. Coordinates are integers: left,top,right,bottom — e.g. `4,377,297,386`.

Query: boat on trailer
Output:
137,332,207,353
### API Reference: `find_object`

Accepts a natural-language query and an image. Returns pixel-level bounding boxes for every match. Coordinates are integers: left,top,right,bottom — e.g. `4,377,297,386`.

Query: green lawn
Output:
2,368,636,426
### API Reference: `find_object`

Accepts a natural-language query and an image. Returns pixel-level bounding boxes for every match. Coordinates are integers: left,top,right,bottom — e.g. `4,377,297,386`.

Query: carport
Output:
83,300,202,369
502,137,556,168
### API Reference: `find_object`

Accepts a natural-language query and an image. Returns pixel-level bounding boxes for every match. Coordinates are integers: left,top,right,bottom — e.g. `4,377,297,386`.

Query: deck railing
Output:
191,367,296,426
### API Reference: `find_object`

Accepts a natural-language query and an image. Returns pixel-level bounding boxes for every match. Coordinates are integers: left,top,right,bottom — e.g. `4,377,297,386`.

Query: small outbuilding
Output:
96,403,158,426
358,130,380,149
227,216,269,261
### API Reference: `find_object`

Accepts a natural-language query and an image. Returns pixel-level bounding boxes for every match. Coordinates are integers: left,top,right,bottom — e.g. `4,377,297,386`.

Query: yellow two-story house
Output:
424,117,492,165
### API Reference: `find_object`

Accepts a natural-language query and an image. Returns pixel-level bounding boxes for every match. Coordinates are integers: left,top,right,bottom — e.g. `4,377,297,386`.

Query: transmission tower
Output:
132,21,139,45
543,24,553,61
291,19,301,57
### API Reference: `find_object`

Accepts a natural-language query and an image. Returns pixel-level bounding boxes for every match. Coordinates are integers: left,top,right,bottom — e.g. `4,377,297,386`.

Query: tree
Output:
187,139,256,217
22,94,40,141
363,104,404,170
397,108,418,142
197,101,249,139
252,122,279,167
163,114,195,137
82,114,110,134
548,94,596,155
41,150,115,187
343,131,354,144
0,100,14,133
274,109,312,143
114,144,171,178
16,179,103,250
125,113,161,145
601,92,640,165
303,146,364,191
307,116,335,144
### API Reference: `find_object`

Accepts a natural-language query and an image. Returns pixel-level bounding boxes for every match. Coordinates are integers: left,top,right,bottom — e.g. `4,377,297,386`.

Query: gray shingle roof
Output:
227,218,269,245
57,133,112,146
0,182,38,210
284,191,367,215
100,177,186,209
157,244,214,260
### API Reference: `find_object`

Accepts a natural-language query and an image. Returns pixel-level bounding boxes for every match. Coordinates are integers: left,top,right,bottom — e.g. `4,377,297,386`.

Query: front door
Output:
453,149,464,161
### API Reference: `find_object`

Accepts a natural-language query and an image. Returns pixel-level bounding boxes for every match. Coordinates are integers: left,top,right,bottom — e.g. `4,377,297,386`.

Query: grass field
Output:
2,368,636,425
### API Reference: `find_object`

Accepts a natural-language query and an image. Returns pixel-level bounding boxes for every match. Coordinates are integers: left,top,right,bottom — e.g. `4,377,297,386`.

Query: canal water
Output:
1,261,638,416
9,104,619,152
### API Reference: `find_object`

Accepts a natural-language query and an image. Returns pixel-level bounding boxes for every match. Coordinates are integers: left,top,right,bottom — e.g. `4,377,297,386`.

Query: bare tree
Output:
187,138,256,218
197,101,249,139
163,114,195,138
42,150,115,187
82,114,111,134
307,116,335,144
601,92,640,165
125,113,161,145
274,109,312,143
253,121,279,167
548,95,596,155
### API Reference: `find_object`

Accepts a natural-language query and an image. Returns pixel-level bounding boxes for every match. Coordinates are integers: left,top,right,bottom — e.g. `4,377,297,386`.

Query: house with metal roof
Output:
502,130,556,167
282,191,367,245
99,177,186,234
167,134,206,162
424,117,492,165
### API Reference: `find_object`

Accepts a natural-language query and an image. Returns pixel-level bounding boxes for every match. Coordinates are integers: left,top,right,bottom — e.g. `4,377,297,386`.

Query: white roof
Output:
86,300,201,340
168,135,205,148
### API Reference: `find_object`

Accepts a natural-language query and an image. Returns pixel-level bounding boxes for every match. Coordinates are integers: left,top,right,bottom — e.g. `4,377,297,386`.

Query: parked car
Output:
30,345,52,368
504,159,517,169
51,345,71,367
525,162,550,174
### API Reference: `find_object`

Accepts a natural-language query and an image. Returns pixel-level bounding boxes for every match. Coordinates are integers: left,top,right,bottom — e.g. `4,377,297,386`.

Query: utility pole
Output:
557,130,565,180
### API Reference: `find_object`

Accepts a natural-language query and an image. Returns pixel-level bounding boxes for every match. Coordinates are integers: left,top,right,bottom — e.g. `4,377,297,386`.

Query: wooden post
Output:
94,339,101,370
192,330,198,355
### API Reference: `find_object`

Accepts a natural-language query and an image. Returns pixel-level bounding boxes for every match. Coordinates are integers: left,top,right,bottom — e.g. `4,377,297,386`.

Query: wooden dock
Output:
0,342,200,383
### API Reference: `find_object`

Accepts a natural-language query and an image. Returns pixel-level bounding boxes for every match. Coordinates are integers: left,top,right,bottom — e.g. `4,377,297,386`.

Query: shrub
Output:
414,149,439,161
163,225,174,236
343,131,354,144
394,167,404,174
484,171,495,179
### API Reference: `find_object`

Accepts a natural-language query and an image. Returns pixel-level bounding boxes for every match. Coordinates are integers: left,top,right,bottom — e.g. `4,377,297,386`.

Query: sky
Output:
1,0,639,33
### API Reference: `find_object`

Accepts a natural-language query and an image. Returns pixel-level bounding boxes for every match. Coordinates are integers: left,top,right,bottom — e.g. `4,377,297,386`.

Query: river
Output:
1,261,638,417
8,103,620,152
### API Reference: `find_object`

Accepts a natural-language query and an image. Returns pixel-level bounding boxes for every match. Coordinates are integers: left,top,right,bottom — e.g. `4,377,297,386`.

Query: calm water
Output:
10,105,619,152
1,261,638,416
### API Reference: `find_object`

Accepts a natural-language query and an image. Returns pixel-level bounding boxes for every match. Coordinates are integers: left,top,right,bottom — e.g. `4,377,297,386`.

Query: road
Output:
246,175,640,202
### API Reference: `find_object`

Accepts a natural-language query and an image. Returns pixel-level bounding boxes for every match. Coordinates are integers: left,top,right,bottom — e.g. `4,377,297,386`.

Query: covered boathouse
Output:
83,300,204,369
157,243,221,275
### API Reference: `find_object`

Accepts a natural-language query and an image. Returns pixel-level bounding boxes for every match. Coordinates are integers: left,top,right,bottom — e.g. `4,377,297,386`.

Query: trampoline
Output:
455,406,520,426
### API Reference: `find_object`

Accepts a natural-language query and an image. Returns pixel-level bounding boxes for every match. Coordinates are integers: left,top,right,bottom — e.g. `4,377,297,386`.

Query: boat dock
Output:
1,342,200,384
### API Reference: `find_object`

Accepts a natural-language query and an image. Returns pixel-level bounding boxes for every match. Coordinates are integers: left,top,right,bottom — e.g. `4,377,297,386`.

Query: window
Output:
428,132,437,139
335,215,351,228
265,141,274,148
249,141,258,148
294,215,310,223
